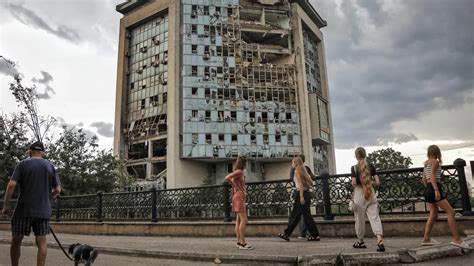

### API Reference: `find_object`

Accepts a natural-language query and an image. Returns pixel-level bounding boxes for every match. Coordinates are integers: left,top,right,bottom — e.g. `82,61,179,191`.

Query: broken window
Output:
192,87,198,95
192,45,198,54
219,134,224,142
152,139,167,157
140,99,146,109
191,25,197,34
128,142,148,160
205,134,212,144
192,66,198,76
127,164,146,179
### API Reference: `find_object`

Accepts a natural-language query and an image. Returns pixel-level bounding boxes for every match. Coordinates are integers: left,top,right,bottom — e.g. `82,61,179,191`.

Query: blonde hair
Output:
355,147,373,200
293,157,313,188
233,156,247,171
427,145,442,164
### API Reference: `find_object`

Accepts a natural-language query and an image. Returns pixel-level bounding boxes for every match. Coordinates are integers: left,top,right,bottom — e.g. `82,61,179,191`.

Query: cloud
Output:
32,70,56,99
2,3,81,42
90,122,114,138
56,117,97,140
313,0,474,148
0,55,21,77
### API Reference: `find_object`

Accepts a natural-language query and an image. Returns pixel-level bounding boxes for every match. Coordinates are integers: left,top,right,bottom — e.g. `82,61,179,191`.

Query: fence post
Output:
55,195,61,222
96,192,103,222
151,186,157,222
454,159,473,216
320,172,334,220
223,181,232,222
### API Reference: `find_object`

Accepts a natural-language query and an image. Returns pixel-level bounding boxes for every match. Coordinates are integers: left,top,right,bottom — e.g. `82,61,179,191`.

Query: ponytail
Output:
358,159,373,200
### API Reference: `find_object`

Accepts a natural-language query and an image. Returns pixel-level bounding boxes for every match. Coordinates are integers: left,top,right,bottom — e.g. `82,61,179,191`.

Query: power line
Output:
407,143,474,157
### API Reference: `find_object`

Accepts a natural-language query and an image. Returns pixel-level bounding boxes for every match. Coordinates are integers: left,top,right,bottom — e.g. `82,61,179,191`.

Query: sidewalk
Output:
0,230,472,265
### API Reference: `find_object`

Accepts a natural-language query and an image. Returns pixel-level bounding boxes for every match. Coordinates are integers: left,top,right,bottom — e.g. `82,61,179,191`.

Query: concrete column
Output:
290,3,315,171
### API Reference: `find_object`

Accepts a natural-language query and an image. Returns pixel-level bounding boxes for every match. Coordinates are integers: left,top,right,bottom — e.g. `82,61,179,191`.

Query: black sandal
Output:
353,240,366,248
377,240,385,252
307,235,320,241
278,233,290,241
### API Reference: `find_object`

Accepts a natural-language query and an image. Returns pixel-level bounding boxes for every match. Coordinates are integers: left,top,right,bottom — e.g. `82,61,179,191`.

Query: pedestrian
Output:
279,156,320,241
351,147,385,252
421,145,470,249
1,141,61,266
225,156,253,250
289,154,318,238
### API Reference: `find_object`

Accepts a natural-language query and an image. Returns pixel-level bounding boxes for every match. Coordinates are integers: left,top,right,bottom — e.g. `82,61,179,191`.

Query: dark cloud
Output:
2,3,81,42
32,70,56,99
313,0,474,148
0,55,21,77
90,122,114,138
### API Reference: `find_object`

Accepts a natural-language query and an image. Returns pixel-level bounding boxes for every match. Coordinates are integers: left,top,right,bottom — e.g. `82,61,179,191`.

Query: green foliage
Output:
47,127,133,195
0,114,30,193
367,148,413,170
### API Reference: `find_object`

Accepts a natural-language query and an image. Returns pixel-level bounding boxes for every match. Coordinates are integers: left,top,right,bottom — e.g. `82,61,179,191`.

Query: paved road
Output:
0,244,227,266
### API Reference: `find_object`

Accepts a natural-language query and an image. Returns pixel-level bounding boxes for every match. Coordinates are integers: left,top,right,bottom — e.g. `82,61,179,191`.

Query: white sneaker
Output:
236,243,241,248
239,243,254,250
451,241,472,250
421,238,441,246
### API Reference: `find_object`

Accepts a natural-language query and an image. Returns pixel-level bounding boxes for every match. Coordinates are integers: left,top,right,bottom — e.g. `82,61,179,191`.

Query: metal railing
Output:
1,159,472,222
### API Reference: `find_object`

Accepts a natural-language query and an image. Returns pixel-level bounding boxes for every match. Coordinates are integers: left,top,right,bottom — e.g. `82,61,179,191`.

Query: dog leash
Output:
48,225,74,261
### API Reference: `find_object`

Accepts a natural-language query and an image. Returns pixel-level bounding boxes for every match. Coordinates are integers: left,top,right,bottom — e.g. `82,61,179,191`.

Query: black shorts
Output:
424,182,446,204
11,217,50,237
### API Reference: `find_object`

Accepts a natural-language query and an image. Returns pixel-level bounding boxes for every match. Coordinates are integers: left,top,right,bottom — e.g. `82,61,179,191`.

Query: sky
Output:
0,0,473,177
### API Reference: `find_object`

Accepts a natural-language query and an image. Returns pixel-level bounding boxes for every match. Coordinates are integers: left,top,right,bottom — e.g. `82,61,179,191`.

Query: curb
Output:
1,237,473,265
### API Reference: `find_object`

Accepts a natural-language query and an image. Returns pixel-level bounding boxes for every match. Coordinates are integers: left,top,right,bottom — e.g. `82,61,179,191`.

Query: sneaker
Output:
450,241,472,250
421,238,441,246
297,236,305,239
239,243,254,250
236,242,241,248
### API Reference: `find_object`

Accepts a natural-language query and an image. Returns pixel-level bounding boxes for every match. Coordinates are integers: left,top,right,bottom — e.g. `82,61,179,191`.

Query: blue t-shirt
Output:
10,158,60,219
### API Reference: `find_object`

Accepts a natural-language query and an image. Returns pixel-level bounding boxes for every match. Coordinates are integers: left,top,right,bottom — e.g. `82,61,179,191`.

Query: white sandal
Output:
450,241,472,250
421,238,441,246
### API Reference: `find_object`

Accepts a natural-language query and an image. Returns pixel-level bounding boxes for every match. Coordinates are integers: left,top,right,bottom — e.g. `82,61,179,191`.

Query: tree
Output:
366,148,415,213
0,114,30,194
47,127,133,195
1,55,133,195
367,148,412,170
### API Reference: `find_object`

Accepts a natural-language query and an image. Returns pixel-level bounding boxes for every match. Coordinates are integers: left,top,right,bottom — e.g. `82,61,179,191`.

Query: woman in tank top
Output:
421,145,470,249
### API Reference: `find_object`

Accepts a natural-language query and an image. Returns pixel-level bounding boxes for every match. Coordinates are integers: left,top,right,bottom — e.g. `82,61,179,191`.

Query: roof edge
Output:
293,0,327,28
116,0,151,14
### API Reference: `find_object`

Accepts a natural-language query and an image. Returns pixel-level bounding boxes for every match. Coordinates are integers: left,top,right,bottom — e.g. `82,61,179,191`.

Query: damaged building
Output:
114,0,336,189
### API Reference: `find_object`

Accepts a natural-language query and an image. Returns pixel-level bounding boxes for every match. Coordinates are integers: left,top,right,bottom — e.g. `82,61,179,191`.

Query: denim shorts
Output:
11,217,50,236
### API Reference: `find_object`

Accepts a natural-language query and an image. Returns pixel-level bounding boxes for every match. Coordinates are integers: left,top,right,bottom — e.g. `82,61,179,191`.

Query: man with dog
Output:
2,141,61,266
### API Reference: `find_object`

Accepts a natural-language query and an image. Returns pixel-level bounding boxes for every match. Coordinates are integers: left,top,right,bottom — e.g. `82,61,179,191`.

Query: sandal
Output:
353,240,366,248
307,235,320,241
377,240,385,252
278,233,290,241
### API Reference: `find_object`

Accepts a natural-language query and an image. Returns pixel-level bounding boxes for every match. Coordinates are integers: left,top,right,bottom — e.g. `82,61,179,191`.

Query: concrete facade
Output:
114,0,336,189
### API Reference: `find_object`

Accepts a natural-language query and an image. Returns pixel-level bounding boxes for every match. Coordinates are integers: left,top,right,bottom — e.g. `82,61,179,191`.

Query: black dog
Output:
68,243,99,266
